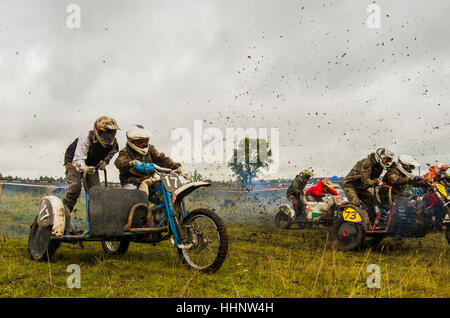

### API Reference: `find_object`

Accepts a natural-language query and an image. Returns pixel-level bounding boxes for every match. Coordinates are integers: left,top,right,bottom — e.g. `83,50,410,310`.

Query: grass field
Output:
0,191,449,298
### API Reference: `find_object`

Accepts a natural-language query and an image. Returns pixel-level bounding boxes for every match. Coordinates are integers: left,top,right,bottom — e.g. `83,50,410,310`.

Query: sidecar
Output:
274,195,343,229
28,164,228,273
330,184,450,251
28,171,159,261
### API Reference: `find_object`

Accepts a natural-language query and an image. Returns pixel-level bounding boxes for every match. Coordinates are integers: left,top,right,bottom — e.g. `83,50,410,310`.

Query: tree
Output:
228,137,273,186
192,170,204,182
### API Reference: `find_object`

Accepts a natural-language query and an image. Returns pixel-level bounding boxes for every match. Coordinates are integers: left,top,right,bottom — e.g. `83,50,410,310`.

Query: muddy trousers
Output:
343,184,377,221
288,195,307,217
62,164,100,212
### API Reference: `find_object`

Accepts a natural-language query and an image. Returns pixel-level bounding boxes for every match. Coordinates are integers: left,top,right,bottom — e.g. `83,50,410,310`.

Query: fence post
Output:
0,181,2,202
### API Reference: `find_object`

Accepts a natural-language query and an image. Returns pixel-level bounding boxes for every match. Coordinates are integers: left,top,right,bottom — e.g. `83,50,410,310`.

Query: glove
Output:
97,160,107,170
133,161,155,174
129,160,138,168
83,166,96,175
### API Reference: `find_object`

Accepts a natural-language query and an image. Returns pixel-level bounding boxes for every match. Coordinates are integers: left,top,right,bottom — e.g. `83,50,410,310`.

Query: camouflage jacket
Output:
343,153,383,190
114,144,181,186
382,163,424,196
286,173,310,198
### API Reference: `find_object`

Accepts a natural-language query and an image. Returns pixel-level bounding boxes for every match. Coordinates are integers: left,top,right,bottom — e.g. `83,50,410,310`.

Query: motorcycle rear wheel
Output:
177,209,228,273
275,210,292,229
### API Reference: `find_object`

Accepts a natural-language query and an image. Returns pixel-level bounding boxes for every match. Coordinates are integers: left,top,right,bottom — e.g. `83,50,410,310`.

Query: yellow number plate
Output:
342,208,362,223
436,184,448,198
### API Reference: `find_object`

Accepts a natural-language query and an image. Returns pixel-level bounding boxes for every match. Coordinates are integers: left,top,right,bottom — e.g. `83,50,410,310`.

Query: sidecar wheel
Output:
330,219,364,251
28,216,59,261
275,209,292,229
177,209,228,273
102,240,130,255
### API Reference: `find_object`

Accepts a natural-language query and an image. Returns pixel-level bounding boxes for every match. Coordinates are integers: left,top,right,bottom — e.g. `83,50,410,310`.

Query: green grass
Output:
0,191,449,298
0,224,448,298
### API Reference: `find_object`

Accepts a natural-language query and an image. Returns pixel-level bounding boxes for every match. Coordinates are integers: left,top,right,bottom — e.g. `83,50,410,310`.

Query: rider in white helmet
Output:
343,148,395,221
114,125,183,189
382,155,424,198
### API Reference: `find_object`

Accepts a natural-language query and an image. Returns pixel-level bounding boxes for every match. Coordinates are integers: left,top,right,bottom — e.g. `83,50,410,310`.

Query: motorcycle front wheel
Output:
177,209,228,273
274,209,292,229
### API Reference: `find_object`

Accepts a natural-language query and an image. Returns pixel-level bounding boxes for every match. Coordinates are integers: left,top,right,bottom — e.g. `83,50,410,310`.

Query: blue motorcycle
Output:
28,162,228,273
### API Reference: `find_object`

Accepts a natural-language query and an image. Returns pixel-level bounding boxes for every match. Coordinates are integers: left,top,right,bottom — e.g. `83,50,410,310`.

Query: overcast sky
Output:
0,0,449,182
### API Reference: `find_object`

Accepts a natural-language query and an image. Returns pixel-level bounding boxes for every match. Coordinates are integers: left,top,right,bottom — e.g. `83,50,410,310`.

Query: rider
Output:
62,116,120,233
114,125,183,189
422,165,440,183
286,169,314,218
380,155,427,226
381,155,423,201
342,148,395,222
438,165,449,182
305,178,339,202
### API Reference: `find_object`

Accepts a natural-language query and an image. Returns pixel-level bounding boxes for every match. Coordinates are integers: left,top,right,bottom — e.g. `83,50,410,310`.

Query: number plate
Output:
161,173,182,192
342,208,362,223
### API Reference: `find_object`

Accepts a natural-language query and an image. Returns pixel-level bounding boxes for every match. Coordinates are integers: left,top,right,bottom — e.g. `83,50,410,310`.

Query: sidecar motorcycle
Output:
28,163,228,273
274,195,344,229
330,184,450,251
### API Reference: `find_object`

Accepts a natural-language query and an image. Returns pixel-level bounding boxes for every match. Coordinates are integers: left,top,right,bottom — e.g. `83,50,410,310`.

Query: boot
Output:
63,203,74,234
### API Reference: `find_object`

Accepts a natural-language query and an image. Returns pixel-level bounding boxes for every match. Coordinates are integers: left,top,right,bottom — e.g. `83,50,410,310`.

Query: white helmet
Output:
126,125,150,155
375,148,395,169
397,155,420,179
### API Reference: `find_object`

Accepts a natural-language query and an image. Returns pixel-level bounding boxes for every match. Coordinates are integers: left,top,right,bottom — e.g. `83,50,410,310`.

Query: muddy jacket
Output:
114,144,181,186
64,130,119,172
287,173,310,198
343,153,383,190
382,163,425,197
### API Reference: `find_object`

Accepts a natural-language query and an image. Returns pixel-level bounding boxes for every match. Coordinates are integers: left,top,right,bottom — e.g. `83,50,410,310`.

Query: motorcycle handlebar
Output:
134,161,175,175
152,163,173,174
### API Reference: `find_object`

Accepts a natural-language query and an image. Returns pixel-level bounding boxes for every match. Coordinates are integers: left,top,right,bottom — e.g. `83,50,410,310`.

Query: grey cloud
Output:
0,0,449,180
